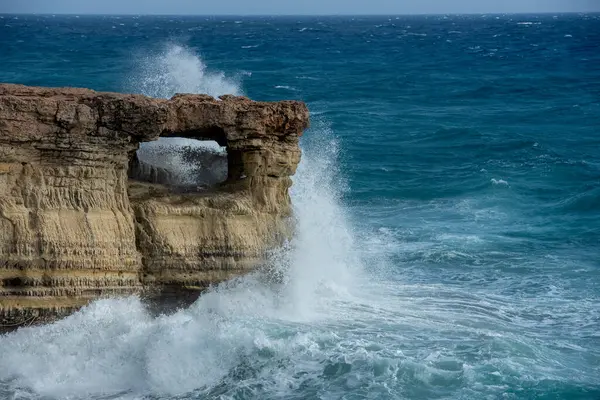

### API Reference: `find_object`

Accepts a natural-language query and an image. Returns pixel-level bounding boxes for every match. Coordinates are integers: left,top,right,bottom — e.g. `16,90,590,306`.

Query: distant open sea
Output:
0,13,599,400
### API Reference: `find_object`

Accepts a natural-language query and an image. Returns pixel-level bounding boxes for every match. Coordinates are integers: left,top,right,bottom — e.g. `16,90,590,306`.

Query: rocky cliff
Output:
0,83,309,328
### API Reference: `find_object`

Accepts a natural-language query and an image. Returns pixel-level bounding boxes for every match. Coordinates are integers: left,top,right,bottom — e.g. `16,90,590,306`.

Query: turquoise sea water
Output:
0,14,599,399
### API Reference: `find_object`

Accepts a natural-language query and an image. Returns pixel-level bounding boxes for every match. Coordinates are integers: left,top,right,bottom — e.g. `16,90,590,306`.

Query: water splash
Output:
132,43,242,98
130,43,240,186
135,137,228,188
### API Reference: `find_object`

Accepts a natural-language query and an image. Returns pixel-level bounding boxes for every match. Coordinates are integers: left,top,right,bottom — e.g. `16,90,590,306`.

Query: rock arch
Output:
0,84,309,328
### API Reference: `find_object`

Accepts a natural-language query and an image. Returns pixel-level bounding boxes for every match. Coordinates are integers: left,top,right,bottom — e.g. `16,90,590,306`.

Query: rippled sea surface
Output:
0,14,599,400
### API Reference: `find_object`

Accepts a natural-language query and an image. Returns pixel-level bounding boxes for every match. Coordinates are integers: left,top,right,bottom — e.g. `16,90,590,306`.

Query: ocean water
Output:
1,13,599,400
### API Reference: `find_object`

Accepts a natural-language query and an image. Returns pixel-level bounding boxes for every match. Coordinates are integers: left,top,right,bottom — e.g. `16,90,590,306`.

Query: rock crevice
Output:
0,84,309,327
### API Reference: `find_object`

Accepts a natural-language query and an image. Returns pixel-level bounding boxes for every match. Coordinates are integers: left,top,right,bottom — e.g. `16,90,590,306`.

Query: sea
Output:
0,13,599,400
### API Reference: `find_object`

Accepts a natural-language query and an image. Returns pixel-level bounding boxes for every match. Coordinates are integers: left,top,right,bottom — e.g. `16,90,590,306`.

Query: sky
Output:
0,0,598,15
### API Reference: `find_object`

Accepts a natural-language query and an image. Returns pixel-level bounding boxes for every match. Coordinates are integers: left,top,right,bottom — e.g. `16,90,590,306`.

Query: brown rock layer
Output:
0,83,309,327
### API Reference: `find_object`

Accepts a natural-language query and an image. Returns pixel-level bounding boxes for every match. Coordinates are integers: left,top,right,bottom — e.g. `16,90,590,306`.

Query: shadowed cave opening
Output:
129,137,229,190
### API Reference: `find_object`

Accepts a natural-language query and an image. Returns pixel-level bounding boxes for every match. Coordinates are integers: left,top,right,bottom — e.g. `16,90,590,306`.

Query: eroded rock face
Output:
0,83,309,327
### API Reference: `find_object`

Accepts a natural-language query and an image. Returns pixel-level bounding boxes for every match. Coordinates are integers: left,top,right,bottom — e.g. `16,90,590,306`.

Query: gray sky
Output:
0,0,598,15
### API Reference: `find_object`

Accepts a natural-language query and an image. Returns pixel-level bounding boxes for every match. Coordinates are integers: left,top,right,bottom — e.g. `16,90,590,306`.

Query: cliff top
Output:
0,83,309,144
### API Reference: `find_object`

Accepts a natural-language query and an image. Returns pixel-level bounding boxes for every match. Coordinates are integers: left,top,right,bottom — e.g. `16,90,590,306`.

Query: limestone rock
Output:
0,83,309,328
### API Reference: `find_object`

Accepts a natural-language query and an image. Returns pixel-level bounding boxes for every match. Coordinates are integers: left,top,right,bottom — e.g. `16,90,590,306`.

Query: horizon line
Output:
1,11,598,17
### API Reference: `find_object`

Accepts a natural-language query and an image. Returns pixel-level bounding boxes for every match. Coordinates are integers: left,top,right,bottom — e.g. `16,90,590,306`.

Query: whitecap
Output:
564,34,573,38
275,85,299,91
437,233,484,243
491,178,509,186
241,45,259,49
